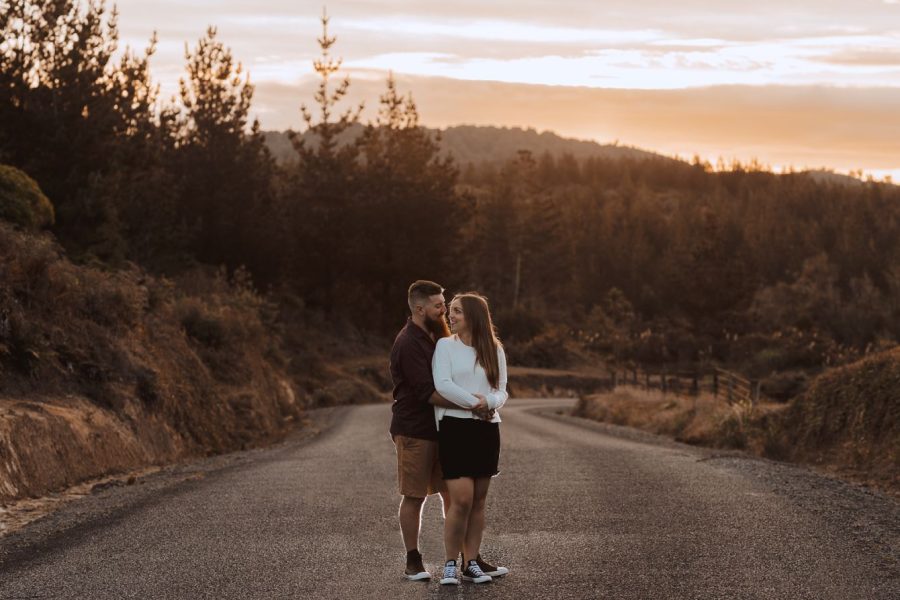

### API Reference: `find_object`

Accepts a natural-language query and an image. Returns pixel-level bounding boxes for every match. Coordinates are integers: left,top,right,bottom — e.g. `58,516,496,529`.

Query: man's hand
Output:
430,391,494,419
473,407,495,420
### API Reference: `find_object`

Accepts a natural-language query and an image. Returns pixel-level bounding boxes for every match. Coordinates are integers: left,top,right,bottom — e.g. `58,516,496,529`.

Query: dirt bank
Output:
0,223,384,506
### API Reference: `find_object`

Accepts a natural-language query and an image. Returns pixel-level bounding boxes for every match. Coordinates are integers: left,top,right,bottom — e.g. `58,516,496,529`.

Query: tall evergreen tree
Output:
0,1,182,264
358,74,467,328
175,26,276,277
287,9,363,307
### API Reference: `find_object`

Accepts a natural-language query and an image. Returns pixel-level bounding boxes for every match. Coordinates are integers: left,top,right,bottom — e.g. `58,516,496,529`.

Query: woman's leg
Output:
443,477,474,562
463,476,491,562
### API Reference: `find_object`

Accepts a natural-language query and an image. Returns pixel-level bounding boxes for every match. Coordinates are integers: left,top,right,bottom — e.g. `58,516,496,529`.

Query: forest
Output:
3,1,899,399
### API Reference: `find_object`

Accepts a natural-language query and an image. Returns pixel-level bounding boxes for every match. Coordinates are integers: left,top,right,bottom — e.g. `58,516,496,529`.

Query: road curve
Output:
0,398,897,599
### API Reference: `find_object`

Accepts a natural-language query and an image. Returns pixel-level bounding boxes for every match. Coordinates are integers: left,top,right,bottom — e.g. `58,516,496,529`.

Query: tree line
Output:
458,152,900,373
2,1,899,377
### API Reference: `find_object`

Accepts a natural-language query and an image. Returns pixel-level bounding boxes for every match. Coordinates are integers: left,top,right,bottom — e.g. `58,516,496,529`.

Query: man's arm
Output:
429,390,467,409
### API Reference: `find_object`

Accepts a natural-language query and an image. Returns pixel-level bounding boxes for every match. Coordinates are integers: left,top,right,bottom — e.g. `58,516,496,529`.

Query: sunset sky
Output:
115,1,900,179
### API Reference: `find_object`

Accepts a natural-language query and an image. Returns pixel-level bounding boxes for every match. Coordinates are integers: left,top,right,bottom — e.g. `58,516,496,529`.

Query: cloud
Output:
107,1,900,177
813,49,900,66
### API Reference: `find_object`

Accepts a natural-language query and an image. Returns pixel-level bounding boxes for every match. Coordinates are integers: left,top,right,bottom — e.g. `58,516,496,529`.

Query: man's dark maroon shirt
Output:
389,318,438,440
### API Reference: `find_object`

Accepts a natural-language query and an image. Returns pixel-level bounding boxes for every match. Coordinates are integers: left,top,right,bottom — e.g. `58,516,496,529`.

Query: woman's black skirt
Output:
438,416,500,480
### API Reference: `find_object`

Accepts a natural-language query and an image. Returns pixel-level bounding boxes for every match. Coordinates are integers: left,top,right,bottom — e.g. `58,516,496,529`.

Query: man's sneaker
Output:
439,560,460,585
476,554,509,577
405,550,430,581
462,559,492,584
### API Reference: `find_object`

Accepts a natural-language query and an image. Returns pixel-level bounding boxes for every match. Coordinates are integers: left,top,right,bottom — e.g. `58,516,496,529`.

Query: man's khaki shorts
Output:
392,435,444,498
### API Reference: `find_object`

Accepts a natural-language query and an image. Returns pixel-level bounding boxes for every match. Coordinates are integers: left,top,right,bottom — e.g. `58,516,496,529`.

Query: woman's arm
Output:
432,339,482,408
486,345,509,410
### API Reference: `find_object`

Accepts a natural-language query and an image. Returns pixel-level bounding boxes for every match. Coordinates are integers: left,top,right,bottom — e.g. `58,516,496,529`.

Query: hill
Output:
263,124,661,166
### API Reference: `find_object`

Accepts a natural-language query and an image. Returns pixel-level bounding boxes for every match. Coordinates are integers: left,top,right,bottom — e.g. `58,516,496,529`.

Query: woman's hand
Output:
472,393,495,420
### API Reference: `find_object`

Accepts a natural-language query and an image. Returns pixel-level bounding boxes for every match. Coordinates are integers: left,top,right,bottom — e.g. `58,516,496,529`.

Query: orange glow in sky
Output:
113,1,900,179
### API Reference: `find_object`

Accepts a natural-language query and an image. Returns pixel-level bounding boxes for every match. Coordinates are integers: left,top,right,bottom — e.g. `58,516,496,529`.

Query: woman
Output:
431,292,508,585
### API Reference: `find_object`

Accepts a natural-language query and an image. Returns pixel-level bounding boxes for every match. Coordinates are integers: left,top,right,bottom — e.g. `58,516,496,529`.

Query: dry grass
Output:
575,387,787,451
575,350,900,497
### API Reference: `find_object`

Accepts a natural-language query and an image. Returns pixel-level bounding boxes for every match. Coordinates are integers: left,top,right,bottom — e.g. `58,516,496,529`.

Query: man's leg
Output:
393,435,434,580
399,495,425,551
437,480,451,519
399,494,430,580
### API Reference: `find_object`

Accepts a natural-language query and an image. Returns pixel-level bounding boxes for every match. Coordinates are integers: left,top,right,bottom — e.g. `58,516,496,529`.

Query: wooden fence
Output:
610,366,761,405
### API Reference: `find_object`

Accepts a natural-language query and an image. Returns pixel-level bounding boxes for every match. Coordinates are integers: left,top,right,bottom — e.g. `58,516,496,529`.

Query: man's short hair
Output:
408,280,444,311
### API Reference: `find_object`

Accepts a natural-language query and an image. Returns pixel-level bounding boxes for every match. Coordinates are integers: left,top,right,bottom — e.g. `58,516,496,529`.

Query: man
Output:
389,280,506,581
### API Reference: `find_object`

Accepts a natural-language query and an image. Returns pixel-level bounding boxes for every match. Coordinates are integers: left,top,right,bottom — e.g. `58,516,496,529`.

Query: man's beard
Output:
425,314,451,339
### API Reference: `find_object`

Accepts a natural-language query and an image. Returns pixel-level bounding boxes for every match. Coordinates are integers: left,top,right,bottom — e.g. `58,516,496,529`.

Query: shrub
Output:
760,370,809,402
177,298,227,348
77,269,148,329
134,366,161,406
715,407,749,449
493,305,545,342
0,165,55,230
508,328,575,368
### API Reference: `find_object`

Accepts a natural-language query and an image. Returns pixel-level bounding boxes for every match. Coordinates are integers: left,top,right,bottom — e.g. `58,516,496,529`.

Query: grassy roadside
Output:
574,347,900,497
573,388,786,453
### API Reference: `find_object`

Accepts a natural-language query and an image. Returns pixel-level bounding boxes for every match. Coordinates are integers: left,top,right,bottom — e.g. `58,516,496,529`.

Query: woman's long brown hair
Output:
455,293,502,389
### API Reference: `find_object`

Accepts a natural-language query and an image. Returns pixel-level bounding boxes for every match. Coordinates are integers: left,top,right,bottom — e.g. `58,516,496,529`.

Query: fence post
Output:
661,371,668,395
713,371,719,397
727,376,734,404
691,374,699,395
753,380,761,405
612,370,618,389
645,372,650,389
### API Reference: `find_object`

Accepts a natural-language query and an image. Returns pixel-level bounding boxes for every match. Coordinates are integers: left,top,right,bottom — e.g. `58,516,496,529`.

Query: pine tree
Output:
286,9,363,307
0,0,127,258
0,1,186,264
357,74,466,328
174,26,275,276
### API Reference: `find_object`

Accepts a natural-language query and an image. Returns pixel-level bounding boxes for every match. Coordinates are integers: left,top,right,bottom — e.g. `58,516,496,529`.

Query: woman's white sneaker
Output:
439,560,460,585
462,559,493,583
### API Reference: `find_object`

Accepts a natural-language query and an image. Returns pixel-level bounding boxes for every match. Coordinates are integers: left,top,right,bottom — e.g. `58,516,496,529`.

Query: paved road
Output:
1,398,898,599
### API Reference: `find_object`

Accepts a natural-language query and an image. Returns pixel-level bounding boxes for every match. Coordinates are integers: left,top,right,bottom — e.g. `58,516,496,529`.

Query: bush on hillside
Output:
0,165,55,230
0,221,294,418
775,346,900,487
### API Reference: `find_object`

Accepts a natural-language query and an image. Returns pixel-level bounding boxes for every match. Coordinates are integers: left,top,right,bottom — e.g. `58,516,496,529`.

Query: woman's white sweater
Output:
432,334,508,429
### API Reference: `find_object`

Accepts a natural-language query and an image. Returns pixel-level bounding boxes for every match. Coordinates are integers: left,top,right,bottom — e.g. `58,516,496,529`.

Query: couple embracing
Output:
389,280,509,585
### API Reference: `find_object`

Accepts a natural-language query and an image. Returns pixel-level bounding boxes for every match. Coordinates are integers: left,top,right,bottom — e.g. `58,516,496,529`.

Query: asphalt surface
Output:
0,398,898,599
